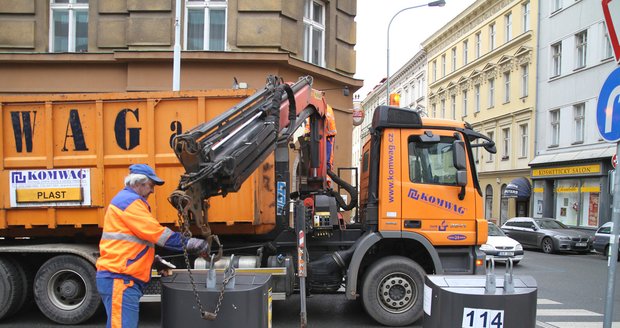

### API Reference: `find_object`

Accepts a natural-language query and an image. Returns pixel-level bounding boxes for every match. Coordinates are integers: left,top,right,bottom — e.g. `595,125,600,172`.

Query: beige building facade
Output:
422,0,537,224
0,0,362,175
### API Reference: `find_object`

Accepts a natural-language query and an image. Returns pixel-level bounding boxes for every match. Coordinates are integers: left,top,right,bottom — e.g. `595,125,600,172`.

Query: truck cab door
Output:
400,130,479,246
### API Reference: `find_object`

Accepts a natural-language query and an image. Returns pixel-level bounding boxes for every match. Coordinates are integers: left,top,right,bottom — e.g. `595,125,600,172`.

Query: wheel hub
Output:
58,279,82,299
378,273,416,314
48,270,87,310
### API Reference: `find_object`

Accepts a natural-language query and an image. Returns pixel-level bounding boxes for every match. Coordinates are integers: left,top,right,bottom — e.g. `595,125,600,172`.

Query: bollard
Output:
503,258,514,294
485,257,496,294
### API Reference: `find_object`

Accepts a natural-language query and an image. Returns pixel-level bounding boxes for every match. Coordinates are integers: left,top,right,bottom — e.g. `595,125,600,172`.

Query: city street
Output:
2,249,620,327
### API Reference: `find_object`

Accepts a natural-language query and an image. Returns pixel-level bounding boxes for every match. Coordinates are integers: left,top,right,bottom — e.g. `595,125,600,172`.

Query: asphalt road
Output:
2,250,620,327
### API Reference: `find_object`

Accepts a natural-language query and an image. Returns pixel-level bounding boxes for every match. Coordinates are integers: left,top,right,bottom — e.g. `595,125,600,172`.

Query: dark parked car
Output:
501,217,592,254
593,222,619,258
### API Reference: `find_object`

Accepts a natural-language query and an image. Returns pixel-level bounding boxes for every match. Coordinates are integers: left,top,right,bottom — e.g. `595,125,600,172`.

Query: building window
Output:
50,0,89,52
489,23,496,51
441,99,446,118
500,184,508,224
522,1,530,32
573,103,585,143
451,47,457,72
502,127,510,160
462,90,468,117
463,40,469,65
521,64,529,97
519,123,528,158
604,23,614,59
475,32,481,58
550,109,560,147
441,54,446,77
551,42,562,77
186,0,227,51
552,0,562,12
432,60,437,81
503,71,510,103
575,30,587,69
451,94,456,119
474,84,481,113
487,131,495,162
303,0,325,67
488,78,495,108
432,103,437,117
505,13,512,42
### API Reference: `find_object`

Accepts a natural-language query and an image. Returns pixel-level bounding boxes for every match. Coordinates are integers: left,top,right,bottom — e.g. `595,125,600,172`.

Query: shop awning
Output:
503,177,531,200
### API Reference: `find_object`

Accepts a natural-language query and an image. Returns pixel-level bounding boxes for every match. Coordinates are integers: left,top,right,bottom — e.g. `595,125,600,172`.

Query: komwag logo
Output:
11,169,87,184
387,133,395,203
407,188,466,215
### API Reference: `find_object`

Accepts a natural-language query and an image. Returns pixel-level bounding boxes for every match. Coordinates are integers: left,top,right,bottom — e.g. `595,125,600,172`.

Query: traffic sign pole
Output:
604,142,620,328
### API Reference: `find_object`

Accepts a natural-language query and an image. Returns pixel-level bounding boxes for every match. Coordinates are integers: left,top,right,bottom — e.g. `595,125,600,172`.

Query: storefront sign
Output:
9,168,91,207
532,164,601,177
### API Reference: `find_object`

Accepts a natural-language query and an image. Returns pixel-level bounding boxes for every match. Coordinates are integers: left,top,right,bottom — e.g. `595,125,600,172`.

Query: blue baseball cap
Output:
129,164,164,185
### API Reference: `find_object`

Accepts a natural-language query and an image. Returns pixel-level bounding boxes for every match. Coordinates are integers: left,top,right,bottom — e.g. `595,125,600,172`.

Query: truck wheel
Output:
361,256,425,326
0,257,26,320
34,255,100,324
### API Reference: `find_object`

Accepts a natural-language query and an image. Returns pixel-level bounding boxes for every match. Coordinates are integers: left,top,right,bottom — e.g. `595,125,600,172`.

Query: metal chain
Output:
205,260,236,320
175,204,208,318
173,192,233,321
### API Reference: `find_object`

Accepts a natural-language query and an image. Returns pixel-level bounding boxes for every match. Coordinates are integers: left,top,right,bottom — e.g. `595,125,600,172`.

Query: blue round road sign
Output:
597,67,620,142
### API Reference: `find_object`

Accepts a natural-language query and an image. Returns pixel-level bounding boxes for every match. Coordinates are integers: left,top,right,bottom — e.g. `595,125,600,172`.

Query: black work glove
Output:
186,238,210,255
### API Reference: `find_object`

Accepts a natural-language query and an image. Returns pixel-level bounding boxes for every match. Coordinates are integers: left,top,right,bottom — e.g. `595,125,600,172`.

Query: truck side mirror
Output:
453,140,467,187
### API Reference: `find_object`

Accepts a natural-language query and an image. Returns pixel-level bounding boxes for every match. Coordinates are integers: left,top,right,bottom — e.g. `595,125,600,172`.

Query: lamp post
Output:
386,0,446,104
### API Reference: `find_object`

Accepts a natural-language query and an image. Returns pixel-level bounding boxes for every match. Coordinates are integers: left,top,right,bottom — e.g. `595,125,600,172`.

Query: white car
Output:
480,221,524,265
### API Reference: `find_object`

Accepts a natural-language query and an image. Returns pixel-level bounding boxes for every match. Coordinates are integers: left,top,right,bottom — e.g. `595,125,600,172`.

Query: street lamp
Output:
386,0,446,104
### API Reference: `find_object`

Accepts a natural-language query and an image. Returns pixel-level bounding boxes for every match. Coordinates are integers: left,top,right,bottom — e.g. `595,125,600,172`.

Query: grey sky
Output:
354,0,476,98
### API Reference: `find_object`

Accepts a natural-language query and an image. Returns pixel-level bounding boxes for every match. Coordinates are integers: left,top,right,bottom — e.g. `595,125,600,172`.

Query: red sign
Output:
613,153,618,169
602,0,620,63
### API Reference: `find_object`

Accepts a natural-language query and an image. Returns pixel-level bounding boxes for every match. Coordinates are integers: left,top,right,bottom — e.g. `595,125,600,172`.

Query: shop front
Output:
530,162,613,229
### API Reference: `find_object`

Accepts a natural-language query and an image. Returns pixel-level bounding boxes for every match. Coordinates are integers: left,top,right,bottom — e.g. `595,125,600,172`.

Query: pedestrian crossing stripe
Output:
536,298,620,328
537,309,602,316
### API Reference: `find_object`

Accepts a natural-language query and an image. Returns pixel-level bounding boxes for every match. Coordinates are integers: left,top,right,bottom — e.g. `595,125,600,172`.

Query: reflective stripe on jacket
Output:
96,187,183,283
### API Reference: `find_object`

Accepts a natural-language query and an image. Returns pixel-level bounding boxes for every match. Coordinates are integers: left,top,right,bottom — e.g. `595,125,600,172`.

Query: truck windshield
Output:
408,136,458,185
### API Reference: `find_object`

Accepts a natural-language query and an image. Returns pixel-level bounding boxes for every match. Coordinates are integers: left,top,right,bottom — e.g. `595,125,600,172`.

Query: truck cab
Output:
347,106,492,325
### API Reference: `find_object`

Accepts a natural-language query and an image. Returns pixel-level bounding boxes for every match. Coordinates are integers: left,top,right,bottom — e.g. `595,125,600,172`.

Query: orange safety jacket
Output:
303,104,337,137
96,187,184,285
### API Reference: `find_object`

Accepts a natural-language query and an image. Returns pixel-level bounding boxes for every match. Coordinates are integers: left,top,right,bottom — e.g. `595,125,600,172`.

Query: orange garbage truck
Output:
0,75,494,326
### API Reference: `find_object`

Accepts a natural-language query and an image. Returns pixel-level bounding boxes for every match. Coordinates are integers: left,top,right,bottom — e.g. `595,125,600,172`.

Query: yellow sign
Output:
532,164,600,177
556,187,578,193
581,186,601,193
533,187,544,193
16,188,83,203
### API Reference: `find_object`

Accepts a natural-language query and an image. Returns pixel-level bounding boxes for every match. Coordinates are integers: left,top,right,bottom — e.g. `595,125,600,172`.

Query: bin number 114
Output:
462,307,504,328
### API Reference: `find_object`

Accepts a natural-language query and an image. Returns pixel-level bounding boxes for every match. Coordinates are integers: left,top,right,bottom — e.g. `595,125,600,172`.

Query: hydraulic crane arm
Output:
168,75,329,234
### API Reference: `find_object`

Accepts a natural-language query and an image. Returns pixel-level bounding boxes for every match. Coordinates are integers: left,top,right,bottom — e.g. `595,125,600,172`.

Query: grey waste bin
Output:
161,270,272,328
423,260,537,328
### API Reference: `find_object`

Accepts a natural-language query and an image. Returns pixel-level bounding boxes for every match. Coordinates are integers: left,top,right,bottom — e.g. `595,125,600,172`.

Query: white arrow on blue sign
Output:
597,67,620,142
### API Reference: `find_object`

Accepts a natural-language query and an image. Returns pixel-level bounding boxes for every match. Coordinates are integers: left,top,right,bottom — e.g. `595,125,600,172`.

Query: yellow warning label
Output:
268,288,272,328
16,188,83,203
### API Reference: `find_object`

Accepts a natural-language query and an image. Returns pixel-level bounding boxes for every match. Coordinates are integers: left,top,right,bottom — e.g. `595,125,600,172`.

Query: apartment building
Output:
533,0,616,228
0,0,361,173
356,50,428,143
422,0,537,224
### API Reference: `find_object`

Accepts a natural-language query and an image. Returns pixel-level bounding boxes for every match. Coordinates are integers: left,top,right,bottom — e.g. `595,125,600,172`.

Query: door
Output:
401,129,479,246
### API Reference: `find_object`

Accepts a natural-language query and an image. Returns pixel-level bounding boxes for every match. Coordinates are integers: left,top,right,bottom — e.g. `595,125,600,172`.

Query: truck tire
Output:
361,256,425,326
0,257,26,320
34,255,100,324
